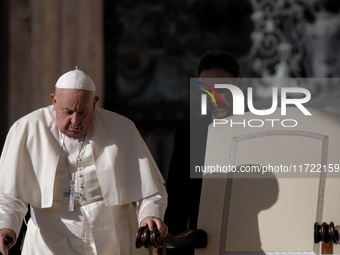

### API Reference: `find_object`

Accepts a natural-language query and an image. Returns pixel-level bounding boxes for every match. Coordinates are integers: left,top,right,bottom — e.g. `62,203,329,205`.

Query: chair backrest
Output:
196,108,340,255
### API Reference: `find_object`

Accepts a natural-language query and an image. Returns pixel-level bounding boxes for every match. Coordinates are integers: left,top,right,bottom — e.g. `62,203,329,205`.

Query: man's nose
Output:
71,113,80,125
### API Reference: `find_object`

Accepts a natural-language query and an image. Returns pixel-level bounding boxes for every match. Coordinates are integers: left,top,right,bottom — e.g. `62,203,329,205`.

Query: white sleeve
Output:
0,193,28,236
136,185,168,225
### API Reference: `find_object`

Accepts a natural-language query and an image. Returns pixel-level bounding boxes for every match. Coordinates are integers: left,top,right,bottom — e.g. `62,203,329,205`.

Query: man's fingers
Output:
5,236,15,252
140,216,168,237
0,238,10,255
158,223,168,237
140,218,154,230
152,217,168,237
0,229,16,255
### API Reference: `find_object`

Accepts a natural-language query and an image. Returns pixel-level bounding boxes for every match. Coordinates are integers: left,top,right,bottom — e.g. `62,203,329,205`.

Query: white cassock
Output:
0,106,167,255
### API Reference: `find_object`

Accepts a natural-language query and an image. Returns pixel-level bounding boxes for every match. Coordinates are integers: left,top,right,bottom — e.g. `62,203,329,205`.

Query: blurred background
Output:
0,0,340,180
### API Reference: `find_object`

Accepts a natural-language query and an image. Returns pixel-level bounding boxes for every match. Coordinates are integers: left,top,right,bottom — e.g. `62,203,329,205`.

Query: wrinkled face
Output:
50,89,99,139
199,68,242,119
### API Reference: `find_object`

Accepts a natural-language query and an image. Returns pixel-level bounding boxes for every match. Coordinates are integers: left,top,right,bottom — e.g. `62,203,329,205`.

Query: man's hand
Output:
140,216,168,237
0,228,16,255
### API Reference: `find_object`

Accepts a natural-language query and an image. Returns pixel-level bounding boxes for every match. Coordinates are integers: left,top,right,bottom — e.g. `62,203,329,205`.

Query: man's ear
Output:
50,94,57,110
93,96,100,109
50,94,56,104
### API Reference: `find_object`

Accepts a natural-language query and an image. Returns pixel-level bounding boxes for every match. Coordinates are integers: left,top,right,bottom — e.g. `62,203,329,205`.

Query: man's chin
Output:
213,109,229,119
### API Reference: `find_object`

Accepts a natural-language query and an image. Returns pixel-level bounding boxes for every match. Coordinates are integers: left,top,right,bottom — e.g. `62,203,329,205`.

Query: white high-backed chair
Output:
196,108,340,255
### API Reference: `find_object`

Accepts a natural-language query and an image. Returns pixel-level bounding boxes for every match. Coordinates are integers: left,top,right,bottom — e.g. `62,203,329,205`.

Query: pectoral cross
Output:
63,182,82,211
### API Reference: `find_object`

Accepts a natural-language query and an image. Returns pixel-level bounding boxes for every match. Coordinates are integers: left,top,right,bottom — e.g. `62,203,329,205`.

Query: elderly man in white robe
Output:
0,69,168,255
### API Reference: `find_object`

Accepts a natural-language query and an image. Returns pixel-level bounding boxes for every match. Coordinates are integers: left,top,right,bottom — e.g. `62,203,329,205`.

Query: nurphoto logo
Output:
198,83,312,116
196,81,312,128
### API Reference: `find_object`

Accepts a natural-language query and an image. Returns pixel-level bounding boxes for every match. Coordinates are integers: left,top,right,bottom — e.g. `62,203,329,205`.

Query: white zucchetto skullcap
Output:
55,68,96,91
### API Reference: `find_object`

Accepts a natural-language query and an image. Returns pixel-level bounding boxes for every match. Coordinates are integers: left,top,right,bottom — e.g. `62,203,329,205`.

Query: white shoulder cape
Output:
0,106,165,208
